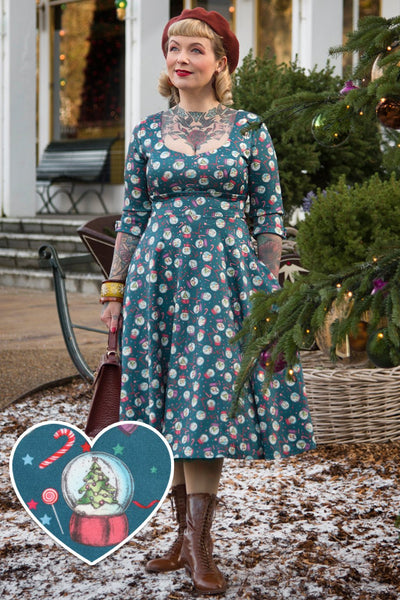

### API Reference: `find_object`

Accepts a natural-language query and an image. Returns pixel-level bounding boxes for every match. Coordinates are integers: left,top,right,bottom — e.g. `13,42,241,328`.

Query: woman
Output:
101,7,315,596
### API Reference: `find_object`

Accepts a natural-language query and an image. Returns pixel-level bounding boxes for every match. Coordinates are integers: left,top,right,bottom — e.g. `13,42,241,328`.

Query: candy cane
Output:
39,428,75,469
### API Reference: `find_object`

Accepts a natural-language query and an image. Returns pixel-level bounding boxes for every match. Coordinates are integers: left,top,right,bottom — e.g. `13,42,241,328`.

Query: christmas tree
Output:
254,15,400,155
232,17,400,417
232,53,383,214
77,457,118,510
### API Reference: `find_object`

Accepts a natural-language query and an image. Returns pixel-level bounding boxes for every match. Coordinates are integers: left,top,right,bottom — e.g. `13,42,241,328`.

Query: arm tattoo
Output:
256,233,282,279
109,232,140,281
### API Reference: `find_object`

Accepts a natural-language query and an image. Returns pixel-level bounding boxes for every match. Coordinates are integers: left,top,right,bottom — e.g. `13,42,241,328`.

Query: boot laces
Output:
199,498,216,569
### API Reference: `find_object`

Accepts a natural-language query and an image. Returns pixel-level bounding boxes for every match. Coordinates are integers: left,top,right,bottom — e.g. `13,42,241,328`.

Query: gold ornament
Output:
371,43,400,82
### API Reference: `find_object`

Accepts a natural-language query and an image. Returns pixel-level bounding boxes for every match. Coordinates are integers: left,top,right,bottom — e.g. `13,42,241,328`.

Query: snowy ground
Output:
1,380,400,600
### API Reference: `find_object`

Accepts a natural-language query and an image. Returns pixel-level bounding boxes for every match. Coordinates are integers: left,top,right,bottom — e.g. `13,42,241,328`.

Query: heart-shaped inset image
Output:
9,421,174,565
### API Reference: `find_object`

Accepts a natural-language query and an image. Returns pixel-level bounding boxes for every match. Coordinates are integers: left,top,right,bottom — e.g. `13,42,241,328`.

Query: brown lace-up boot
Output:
145,484,187,573
180,493,227,595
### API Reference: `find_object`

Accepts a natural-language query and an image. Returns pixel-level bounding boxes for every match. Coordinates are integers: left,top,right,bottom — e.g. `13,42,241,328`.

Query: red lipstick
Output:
175,70,192,77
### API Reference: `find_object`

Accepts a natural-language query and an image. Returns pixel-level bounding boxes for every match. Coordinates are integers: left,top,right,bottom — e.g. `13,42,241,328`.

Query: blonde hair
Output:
158,18,233,106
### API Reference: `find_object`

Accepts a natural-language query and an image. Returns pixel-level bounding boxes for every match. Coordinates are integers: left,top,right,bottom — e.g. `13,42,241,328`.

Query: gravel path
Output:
1,380,400,599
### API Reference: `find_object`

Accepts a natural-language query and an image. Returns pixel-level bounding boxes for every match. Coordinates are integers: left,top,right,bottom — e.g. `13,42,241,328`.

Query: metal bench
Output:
36,137,117,214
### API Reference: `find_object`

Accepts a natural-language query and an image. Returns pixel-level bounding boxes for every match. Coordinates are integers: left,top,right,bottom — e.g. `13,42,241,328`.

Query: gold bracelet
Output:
100,281,125,299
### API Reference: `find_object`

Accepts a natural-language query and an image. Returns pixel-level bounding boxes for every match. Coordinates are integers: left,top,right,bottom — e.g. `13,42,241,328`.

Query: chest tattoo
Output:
161,104,236,155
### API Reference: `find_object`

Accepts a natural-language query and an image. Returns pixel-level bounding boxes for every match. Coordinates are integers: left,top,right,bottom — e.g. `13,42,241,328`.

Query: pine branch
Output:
233,249,400,413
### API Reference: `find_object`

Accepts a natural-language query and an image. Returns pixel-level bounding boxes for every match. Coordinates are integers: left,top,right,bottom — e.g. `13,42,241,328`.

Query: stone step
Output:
0,217,105,291
0,232,86,253
0,217,86,236
0,267,102,294
0,248,101,273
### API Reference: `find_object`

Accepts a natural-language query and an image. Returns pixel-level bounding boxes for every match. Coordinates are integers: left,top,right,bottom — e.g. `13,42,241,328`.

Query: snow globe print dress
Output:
116,109,316,461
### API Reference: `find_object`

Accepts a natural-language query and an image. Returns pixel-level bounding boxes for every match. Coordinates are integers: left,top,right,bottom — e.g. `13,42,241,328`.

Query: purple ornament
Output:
259,348,272,368
371,278,388,295
340,80,359,95
259,346,287,372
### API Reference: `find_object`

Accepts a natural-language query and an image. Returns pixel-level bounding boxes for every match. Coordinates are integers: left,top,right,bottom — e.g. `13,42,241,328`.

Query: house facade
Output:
1,0,400,217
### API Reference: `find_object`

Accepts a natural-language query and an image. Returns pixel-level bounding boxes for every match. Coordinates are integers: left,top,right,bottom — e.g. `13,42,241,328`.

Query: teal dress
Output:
116,109,316,460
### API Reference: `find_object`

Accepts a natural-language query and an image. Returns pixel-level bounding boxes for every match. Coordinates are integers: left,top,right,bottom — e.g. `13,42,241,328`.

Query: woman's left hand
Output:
101,301,122,333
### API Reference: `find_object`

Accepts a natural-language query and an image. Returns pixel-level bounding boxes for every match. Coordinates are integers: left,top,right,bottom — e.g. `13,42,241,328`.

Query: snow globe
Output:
62,452,134,547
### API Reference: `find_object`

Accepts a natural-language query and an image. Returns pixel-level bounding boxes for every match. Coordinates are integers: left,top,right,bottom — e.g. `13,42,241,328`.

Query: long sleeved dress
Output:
116,109,316,460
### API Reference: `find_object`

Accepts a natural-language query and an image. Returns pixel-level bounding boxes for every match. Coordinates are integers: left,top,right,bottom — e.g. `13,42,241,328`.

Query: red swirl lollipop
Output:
42,488,64,534
42,487,59,504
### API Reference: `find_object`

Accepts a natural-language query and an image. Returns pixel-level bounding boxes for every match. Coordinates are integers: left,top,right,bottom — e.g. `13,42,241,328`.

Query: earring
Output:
167,77,174,87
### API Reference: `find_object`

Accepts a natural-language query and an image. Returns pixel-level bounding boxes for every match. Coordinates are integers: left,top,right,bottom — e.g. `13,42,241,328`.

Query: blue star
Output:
22,454,34,465
40,514,51,526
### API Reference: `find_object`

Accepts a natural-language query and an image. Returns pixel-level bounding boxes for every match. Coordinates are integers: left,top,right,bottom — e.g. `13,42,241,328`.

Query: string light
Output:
115,0,127,20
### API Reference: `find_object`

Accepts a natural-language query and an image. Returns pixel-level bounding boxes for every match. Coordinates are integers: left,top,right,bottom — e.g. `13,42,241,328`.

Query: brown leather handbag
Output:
85,325,121,438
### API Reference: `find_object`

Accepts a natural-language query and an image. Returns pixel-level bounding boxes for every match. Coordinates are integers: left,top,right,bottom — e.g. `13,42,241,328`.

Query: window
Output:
343,0,381,73
191,0,236,28
257,0,292,63
50,0,125,142
48,0,125,182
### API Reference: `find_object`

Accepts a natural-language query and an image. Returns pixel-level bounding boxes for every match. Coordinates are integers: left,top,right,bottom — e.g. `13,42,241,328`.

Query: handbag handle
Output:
107,316,122,354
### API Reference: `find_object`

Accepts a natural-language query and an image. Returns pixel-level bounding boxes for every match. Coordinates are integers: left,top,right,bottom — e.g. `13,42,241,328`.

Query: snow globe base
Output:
69,513,129,546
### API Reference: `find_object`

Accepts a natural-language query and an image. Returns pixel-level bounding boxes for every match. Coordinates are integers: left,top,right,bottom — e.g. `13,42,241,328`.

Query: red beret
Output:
162,8,239,74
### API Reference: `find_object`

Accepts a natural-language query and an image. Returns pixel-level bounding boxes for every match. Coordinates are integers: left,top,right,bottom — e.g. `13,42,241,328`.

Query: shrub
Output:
296,173,400,273
232,52,384,215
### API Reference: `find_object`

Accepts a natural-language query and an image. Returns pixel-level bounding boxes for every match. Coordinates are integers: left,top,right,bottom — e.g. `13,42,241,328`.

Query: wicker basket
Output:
301,351,400,444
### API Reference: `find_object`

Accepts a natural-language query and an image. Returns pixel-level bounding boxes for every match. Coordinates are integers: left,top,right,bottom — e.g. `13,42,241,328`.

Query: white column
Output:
0,0,36,217
235,0,255,65
381,0,400,17
124,0,169,149
292,0,343,75
37,1,51,162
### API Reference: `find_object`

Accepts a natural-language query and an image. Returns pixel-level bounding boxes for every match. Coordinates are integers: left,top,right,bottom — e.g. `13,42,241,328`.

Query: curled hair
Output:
158,18,233,106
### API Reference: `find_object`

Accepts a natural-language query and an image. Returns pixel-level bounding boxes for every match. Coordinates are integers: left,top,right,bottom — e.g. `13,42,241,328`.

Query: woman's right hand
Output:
101,301,122,333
